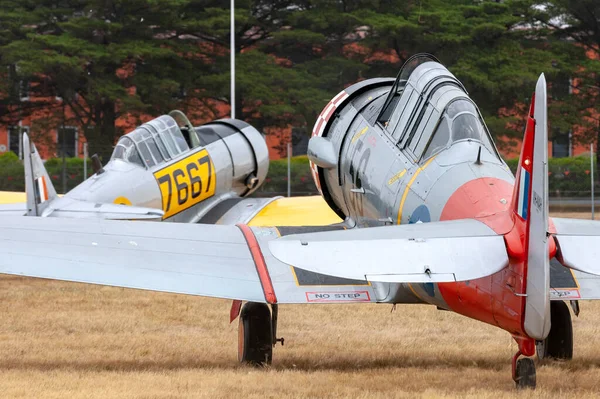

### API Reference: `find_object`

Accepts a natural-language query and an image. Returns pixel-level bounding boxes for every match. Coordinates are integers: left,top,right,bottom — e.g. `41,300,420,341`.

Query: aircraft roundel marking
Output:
408,204,431,224
113,196,132,206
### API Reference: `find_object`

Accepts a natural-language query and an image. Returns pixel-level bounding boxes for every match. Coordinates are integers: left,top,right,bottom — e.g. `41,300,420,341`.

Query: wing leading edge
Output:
0,216,509,304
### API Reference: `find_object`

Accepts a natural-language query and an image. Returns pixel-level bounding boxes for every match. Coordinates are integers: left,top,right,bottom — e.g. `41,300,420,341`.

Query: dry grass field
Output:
0,212,599,398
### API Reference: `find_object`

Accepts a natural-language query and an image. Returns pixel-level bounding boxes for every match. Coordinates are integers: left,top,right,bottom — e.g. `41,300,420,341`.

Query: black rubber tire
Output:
238,302,273,366
515,358,536,389
536,301,573,360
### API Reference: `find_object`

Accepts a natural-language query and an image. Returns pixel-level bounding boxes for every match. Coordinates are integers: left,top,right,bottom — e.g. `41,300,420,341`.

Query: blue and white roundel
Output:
409,205,431,224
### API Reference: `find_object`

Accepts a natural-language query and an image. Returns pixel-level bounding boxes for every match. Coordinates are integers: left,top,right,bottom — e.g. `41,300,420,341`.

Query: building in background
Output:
0,53,597,163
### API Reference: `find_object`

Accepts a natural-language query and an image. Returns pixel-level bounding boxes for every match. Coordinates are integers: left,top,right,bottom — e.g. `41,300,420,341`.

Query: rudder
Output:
23,133,58,216
509,74,551,340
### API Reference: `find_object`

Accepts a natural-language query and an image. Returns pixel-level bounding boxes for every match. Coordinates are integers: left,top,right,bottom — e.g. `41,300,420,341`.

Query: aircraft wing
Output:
248,196,343,227
0,216,508,304
0,198,163,220
41,197,164,220
0,191,27,215
552,218,600,276
0,191,26,204
0,203,26,216
0,191,163,220
547,217,600,300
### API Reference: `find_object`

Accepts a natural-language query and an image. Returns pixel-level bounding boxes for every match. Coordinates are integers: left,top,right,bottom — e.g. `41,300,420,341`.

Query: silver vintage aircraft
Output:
1,54,599,389
1,110,274,224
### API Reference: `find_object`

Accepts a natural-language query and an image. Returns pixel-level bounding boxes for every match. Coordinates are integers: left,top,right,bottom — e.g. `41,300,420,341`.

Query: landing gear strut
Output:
536,301,573,360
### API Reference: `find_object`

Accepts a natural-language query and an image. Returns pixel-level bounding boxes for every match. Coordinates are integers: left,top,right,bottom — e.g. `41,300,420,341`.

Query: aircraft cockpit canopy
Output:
111,115,190,168
423,99,495,159
374,52,500,162
377,53,440,127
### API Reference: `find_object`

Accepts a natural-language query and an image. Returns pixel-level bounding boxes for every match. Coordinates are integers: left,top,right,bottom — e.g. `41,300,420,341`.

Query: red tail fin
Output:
506,74,551,341
510,95,536,222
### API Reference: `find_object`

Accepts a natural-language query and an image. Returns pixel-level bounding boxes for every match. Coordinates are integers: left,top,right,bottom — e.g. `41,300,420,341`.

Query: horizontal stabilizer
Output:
0,195,162,220
45,197,164,220
0,203,26,216
269,219,508,283
552,217,600,276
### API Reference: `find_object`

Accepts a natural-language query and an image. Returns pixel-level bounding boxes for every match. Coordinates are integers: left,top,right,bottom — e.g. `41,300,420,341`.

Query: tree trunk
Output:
86,100,117,163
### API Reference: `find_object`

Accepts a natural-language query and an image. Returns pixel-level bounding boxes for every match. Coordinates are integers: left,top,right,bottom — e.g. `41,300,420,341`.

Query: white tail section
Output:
23,133,58,216
523,74,551,340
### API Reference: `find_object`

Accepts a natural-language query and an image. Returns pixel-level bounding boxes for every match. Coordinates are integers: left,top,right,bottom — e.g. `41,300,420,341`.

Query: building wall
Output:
1,44,597,163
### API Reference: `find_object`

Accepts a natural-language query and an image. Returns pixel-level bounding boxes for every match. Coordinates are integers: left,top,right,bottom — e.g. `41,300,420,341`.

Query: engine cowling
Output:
308,78,394,219
195,118,269,198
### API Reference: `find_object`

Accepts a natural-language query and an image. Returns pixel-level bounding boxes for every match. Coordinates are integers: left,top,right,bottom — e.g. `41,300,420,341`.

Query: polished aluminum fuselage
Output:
65,118,270,223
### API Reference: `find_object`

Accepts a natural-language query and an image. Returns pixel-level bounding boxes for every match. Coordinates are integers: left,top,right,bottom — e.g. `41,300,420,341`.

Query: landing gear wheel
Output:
536,301,573,360
515,358,536,389
238,302,273,366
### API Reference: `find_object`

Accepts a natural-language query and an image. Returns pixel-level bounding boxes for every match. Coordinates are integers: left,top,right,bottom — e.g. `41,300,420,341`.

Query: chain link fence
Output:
1,152,598,210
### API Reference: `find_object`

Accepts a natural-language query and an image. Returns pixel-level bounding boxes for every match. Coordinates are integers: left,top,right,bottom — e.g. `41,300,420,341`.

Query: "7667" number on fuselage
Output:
153,149,216,219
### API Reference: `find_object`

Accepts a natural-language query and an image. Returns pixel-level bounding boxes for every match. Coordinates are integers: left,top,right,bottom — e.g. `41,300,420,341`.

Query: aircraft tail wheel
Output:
515,358,536,389
536,301,573,360
238,302,273,366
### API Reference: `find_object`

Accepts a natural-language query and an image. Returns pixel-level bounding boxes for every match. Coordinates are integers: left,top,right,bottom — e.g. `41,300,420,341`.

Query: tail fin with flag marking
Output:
23,133,58,216
509,74,551,340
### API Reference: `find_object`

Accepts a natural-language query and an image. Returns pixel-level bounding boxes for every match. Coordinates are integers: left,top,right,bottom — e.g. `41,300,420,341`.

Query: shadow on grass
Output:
0,353,588,373
0,348,597,374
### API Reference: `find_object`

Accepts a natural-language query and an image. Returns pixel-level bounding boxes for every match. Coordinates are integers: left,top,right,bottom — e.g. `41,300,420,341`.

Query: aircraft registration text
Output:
153,149,216,219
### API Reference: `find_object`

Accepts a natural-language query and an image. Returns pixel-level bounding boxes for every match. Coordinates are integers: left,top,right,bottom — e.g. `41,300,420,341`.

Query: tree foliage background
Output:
0,0,597,160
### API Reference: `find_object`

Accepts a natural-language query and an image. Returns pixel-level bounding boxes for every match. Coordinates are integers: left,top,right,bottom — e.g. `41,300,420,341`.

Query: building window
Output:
8,125,29,159
291,127,309,155
57,127,78,157
551,73,571,101
18,79,30,101
552,128,571,158
8,65,30,101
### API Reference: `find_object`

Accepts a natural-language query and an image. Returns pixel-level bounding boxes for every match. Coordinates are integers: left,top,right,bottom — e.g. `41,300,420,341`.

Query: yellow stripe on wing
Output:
248,196,342,227
0,191,26,204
